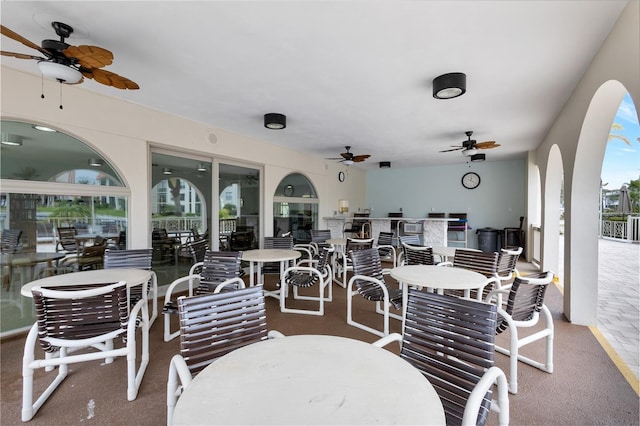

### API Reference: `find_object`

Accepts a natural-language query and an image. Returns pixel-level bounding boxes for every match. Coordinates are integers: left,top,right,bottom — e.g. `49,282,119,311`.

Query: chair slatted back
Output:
77,243,107,270
188,239,209,265
1,229,22,253
56,226,77,252
349,248,388,302
262,236,294,274
401,290,498,426
32,282,128,353
497,248,521,278
399,234,422,246
104,249,153,270
310,229,332,244
496,271,552,334
376,232,395,258
177,285,268,376
197,251,244,294
345,238,374,252
402,243,434,265
453,249,499,277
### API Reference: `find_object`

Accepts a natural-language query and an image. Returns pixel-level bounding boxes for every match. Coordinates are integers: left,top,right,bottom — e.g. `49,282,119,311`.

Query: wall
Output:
366,158,526,248
533,0,640,325
0,67,364,248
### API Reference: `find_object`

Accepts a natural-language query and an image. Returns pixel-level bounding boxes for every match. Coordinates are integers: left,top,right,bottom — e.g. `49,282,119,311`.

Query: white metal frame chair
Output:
346,247,402,337
376,231,397,267
104,248,158,326
486,271,554,394
23,281,149,422
280,247,333,316
336,237,374,288
399,242,434,266
374,290,509,426
166,284,283,425
163,250,244,342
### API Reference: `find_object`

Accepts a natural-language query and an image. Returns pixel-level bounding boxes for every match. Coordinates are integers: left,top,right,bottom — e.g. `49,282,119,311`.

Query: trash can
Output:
476,228,498,253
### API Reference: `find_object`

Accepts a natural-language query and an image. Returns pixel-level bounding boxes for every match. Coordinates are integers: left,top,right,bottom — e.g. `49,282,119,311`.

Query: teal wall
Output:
366,159,526,248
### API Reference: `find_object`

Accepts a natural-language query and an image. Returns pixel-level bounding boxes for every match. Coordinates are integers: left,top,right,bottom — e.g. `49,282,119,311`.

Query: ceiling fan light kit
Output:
433,72,466,99
462,147,478,156
264,113,286,129
162,168,172,175
38,60,82,83
88,158,104,167
196,163,208,172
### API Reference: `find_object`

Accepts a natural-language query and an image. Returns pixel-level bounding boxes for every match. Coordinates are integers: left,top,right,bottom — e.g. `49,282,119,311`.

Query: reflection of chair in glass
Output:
22,282,149,421
163,250,244,342
104,248,157,325
186,239,209,273
280,247,333,316
55,226,78,253
152,228,179,264
336,237,374,288
373,290,509,426
60,242,107,271
228,229,254,251
486,271,554,394
1,229,22,253
166,285,284,424
347,247,403,337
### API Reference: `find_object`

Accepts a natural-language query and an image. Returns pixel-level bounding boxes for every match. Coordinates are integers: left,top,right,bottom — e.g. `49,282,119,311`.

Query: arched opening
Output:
273,173,319,242
568,80,629,325
542,145,564,289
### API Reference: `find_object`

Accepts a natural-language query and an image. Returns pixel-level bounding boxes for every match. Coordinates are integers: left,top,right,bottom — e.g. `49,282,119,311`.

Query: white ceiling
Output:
0,1,629,169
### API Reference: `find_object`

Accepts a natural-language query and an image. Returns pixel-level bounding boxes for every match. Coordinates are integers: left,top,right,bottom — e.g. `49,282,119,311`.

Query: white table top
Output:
241,249,301,262
390,264,487,290
172,334,445,425
21,268,154,297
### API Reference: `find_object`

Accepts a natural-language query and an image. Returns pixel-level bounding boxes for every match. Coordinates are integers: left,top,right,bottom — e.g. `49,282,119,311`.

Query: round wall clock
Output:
461,172,481,189
338,171,345,182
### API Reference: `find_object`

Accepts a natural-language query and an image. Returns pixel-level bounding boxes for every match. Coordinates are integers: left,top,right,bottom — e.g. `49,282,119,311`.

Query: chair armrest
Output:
293,244,313,261
212,277,246,293
189,262,204,275
163,274,199,306
372,332,403,349
462,366,509,426
268,330,286,339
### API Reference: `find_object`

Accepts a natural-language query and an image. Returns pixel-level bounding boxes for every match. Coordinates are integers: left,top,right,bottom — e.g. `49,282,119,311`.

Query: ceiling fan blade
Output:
439,147,464,152
1,50,45,60
0,25,49,56
476,141,500,149
352,155,370,162
325,157,344,160
64,45,114,68
340,153,353,160
83,68,139,90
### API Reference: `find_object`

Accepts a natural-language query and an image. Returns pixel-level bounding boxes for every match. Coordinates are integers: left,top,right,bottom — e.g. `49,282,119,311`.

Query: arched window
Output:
273,173,318,242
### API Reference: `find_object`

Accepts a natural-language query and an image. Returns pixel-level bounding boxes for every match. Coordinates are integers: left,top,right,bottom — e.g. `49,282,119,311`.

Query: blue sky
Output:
601,93,640,190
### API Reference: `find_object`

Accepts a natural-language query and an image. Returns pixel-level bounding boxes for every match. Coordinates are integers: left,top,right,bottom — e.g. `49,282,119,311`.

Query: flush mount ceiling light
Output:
33,125,56,132
1,133,23,146
162,168,173,175
38,61,83,84
379,161,391,168
264,113,286,129
462,147,478,157
196,163,208,172
471,153,486,162
88,158,104,167
433,72,466,99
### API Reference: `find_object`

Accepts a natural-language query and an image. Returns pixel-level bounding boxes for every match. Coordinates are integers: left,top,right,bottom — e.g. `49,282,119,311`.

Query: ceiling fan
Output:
326,146,371,165
1,21,139,89
439,131,500,156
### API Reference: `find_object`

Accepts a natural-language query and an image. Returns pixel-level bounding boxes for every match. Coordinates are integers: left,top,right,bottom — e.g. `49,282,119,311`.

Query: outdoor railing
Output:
601,216,639,242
